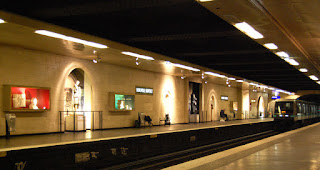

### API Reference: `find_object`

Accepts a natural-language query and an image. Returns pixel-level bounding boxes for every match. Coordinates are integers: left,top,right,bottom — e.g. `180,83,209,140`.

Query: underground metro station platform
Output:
0,118,273,169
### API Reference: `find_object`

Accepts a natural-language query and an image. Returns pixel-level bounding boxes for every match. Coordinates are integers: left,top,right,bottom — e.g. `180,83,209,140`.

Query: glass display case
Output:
109,92,134,111
4,85,50,112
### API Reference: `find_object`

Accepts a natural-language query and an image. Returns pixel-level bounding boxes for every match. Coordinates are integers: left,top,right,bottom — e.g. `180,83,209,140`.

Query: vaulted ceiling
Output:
2,0,320,92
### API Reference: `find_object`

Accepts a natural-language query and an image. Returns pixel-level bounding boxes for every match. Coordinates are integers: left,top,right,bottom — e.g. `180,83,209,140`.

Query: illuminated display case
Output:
109,92,135,111
4,85,50,112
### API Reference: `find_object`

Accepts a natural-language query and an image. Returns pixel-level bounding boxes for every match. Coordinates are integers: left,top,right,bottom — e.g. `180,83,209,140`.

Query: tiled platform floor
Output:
216,122,320,170
0,118,273,152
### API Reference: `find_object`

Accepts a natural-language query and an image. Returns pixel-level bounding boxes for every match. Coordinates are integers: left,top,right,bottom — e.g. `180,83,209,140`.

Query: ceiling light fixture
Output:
181,75,186,79
309,75,319,81
198,0,214,2
204,72,226,78
35,30,108,48
236,79,244,82
227,77,236,81
317,81,320,85
0,19,5,24
171,63,200,72
121,51,154,60
234,22,264,39
276,51,289,58
299,68,308,73
205,81,208,84
264,43,278,50
284,58,299,66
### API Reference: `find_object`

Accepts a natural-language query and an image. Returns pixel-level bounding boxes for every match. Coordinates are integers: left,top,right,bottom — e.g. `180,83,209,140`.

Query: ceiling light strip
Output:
121,52,154,60
299,68,308,73
264,43,278,50
0,19,5,24
204,72,226,78
234,22,263,39
172,63,200,72
276,51,289,58
35,30,108,48
284,58,299,66
309,75,319,81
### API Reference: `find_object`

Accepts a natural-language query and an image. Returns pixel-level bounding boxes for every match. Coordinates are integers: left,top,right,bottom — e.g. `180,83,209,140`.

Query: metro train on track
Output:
272,99,320,127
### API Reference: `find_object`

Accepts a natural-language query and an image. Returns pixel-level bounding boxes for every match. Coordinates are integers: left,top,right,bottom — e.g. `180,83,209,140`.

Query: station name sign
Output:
221,95,228,101
136,87,153,95
272,96,280,99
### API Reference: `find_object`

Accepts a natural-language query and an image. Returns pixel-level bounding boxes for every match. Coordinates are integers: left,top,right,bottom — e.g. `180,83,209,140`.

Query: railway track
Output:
102,130,279,170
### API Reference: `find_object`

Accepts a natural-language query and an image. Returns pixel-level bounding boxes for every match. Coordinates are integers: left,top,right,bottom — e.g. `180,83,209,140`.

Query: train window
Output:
302,104,306,114
275,102,293,114
297,103,302,113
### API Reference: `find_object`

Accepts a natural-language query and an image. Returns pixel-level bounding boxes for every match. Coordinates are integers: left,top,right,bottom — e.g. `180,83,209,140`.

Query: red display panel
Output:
10,87,50,110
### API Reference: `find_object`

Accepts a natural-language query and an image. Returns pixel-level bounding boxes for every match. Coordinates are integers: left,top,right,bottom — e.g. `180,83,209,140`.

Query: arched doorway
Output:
64,68,92,130
257,96,265,118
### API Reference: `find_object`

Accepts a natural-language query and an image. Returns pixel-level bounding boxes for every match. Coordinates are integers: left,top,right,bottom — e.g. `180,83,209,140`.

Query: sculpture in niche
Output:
29,98,39,109
191,93,198,114
73,80,81,110
12,94,26,108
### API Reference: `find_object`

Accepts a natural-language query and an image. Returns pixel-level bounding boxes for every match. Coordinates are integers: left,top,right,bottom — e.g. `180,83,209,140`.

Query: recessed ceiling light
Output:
299,68,308,73
121,51,154,60
0,19,5,24
204,72,226,78
276,51,289,58
264,43,278,50
172,63,200,72
35,30,108,48
309,75,319,81
284,58,299,66
234,22,264,39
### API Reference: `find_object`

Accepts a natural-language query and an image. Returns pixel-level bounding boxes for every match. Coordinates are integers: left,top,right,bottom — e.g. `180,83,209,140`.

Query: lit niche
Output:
109,92,135,111
4,85,50,112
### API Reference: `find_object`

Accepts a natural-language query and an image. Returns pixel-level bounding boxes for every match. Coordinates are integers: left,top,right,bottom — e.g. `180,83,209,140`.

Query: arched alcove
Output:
257,96,265,118
64,68,92,130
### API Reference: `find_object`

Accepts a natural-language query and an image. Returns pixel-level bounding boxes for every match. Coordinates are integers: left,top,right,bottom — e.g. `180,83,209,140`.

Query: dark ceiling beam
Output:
204,61,281,66
125,31,241,42
29,0,189,18
230,68,294,73
178,49,268,56
247,74,305,77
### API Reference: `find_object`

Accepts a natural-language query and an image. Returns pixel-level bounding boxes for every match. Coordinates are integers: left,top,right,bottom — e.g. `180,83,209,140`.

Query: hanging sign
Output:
136,87,153,95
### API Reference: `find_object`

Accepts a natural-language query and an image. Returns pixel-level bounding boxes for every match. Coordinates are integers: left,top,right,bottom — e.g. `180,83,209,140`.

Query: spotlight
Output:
136,57,141,65
93,56,101,63
228,85,231,87
205,81,208,84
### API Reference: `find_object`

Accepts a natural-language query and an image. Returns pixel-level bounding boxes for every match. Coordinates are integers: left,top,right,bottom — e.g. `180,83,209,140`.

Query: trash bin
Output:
6,113,16,132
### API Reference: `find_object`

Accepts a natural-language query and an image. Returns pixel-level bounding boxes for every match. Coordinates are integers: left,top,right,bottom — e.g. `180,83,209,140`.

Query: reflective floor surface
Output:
0,118,273,152
216,123,320,170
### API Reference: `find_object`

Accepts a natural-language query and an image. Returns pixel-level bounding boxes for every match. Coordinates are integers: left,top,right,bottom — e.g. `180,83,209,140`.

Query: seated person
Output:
144,115,153,126
220,109,228,121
